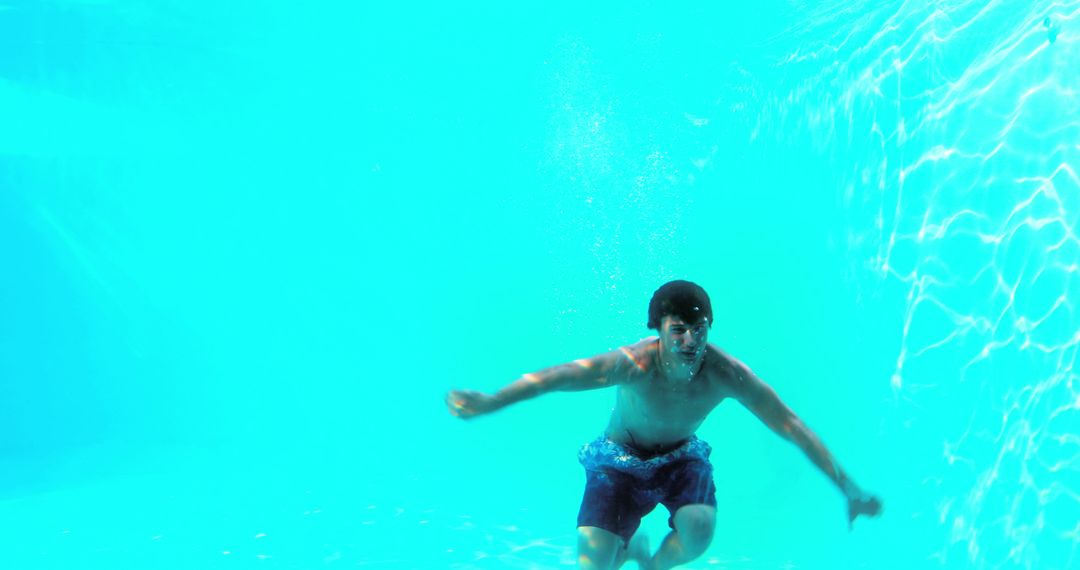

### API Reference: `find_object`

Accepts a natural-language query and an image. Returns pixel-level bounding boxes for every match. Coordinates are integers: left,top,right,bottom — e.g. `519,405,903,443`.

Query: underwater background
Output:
1,1,1077,568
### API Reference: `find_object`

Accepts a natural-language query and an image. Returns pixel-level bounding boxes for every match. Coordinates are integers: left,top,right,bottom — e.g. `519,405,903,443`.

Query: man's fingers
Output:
445,392,468,417
860,496,882,517
846,496,883,529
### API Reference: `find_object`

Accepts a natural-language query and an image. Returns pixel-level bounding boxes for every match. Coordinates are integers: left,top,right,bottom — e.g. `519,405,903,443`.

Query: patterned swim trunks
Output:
576,435,717,544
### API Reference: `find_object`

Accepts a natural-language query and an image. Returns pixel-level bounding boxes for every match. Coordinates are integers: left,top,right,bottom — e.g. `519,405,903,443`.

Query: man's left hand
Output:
846,491,882,529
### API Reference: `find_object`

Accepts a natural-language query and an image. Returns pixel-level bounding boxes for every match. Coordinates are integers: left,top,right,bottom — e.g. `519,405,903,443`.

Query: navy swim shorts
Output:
576,435,717,544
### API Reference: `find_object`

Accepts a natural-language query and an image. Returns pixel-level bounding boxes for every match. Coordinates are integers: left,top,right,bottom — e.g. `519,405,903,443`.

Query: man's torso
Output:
604,339,738,454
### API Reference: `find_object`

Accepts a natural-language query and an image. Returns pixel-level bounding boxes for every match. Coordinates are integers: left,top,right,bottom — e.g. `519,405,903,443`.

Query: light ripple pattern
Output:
758,1,1080,568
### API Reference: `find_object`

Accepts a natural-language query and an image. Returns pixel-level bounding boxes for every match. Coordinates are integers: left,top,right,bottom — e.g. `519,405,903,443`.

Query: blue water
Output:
1,1,1077,568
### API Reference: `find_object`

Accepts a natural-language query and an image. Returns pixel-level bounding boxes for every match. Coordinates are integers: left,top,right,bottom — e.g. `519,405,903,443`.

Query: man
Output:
446,280,882,569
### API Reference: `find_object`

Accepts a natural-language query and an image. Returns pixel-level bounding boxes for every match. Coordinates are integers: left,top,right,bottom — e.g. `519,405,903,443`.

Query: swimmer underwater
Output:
445,280,882,569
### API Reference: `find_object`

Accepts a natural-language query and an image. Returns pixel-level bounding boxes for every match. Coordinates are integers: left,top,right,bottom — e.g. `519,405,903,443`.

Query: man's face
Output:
659,314,709,366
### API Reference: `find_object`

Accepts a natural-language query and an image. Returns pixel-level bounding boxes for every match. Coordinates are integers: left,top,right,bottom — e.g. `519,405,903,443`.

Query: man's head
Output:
647,280,713,330
649,280,713,378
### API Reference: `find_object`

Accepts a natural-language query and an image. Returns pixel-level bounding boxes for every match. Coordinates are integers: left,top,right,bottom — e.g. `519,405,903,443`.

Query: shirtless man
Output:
446,280,882,569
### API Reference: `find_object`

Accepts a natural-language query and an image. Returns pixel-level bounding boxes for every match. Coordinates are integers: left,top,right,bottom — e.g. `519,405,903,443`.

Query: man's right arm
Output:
446,340,649,419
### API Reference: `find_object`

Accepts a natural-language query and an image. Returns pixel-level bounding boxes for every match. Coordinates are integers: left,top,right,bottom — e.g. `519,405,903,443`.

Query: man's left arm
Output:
725,357,883,527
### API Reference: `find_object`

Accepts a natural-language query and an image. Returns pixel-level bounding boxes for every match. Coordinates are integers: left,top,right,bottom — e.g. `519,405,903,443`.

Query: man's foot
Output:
626,532,652,568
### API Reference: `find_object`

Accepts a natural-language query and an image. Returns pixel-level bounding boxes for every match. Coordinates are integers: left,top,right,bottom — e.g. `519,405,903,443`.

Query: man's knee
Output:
577,526,624,569
673,505,716,551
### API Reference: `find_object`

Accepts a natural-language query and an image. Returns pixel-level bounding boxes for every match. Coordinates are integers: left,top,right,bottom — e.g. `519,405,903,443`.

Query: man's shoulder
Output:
628,336,659,351
628,336,659,358
703,344,774,404
703,344,747,387
612,337,659,376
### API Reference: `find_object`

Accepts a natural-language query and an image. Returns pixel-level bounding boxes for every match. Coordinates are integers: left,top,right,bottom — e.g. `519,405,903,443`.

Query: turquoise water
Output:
1,1,1077,568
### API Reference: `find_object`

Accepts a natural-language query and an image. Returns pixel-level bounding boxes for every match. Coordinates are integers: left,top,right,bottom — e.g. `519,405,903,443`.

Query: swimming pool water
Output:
1,1,1077,568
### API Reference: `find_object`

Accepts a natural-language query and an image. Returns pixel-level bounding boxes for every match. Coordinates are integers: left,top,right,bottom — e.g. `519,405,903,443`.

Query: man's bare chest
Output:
621,377,725,421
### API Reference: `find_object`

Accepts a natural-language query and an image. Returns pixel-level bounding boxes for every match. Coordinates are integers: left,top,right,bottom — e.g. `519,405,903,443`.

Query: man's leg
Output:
579,527,652,570
620,530,652,568
649,504,716,570
577,526,623,570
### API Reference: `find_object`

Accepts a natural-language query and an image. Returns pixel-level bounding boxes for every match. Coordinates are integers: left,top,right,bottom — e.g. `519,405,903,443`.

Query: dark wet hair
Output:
647,280,713,330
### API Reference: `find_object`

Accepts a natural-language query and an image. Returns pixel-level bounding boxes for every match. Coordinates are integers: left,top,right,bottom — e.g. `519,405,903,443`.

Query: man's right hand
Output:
445,390,499,419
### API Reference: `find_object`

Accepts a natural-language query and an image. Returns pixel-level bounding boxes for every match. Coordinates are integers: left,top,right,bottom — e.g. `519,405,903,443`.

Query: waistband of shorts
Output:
578,434,711,476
